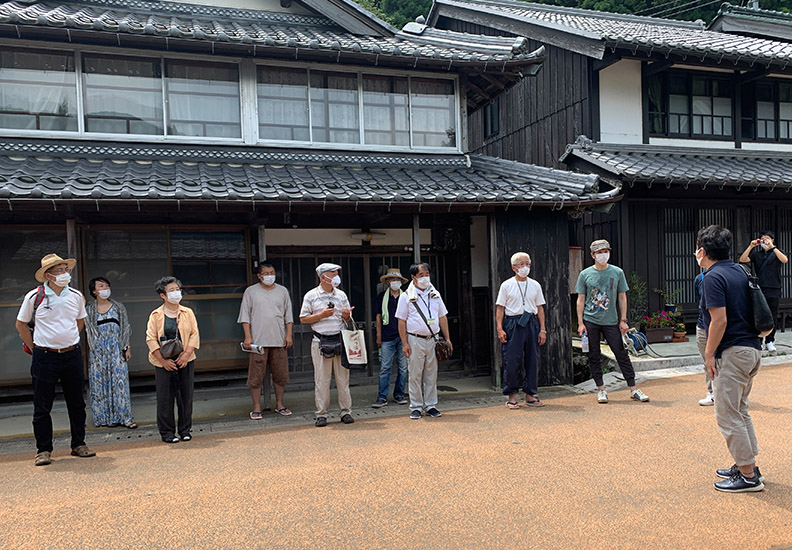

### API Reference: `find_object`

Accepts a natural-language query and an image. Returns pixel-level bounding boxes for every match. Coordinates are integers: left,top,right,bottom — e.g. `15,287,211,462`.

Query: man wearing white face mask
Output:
496,252,547,409
238,262,294,419
299,263,355,427
372,268,410,408
15,254,95,466
396,263,452,419
575,240,649,404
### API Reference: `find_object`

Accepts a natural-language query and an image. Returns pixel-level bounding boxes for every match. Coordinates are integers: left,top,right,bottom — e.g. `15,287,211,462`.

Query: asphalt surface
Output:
1,365,791,550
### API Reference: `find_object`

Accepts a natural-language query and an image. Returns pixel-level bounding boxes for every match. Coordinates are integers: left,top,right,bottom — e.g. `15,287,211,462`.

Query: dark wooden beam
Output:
592,53,622,72
644,60,674,78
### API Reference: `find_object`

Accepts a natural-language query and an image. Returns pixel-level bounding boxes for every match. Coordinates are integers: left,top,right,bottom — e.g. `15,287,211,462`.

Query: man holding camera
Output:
739,231,788,353
299,263,355,427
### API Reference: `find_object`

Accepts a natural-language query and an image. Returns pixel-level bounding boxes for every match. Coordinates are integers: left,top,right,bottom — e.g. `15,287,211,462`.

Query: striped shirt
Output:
299,286,350,338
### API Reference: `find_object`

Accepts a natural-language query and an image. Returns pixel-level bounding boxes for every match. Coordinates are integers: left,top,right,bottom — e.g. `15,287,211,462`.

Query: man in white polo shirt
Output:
299,263,355,427
496,252,547,409
396,262,452,420
15,254,96,466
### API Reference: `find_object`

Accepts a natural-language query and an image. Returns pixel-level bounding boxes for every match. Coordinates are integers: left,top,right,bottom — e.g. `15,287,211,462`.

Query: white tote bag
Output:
341,327,368,365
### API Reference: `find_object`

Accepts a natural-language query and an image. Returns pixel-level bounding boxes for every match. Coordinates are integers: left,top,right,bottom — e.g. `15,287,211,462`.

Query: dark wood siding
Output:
437,18,594,168
493,208,573,385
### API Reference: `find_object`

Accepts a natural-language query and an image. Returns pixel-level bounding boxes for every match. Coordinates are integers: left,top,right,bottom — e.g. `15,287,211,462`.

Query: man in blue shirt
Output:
697,225,764,493
372,268,409,408
693,270,713,406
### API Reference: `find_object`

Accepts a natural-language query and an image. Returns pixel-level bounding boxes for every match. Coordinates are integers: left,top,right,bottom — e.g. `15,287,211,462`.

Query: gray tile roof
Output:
710,4,792,43
432,0,792,67
0,139,617,208
560,135,792,190
0,0,544,68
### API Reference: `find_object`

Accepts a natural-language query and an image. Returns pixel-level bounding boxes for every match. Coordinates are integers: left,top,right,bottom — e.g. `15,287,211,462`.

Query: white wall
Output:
169,0,313,13
599,59,643,144
649,137,736,149
264,228,431,247
470,216,489,287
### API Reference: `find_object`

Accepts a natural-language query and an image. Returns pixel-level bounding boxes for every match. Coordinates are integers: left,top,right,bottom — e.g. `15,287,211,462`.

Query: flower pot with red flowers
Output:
642,310,676,343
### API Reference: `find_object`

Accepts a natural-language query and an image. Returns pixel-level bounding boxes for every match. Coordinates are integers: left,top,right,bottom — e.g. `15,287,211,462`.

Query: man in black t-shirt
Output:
739,230,788,352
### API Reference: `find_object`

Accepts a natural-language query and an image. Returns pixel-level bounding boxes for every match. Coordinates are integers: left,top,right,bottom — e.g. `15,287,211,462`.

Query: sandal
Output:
525,398,545,407
124,421,137,429
249,411,263,420
506,401,520,410
275,407,292,416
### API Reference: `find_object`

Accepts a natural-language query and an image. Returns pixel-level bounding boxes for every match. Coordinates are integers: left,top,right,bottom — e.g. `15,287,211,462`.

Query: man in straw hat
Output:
299,263,355,427
372,267,409,408
15,254,96,466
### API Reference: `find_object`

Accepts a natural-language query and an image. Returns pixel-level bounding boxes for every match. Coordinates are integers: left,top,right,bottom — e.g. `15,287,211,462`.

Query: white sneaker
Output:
597,390,608,404
699,393,714,406
630,388,650,402
767,342,777,353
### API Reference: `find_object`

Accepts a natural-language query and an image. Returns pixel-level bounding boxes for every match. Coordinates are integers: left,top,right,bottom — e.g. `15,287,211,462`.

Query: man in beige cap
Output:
372,267,409,408
299,263,355,427
15,254,96,466
575,240,650,404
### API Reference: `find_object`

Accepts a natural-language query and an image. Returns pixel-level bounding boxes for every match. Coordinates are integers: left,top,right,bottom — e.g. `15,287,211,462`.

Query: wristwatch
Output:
540,329,547,333
620,319,627,323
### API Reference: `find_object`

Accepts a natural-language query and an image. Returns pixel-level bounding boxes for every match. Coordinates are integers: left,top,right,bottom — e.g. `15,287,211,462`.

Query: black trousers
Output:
763,291,781,343
583,321,636,387
31,345,86,453
154,361,194,439
501,314,540,396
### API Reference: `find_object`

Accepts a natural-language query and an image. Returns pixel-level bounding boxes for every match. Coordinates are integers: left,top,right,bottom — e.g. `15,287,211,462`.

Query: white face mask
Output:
53,272,71,286
694,248,704,267
761,242,771,251
97,289,112,300
416,276,431,289
389,280,402,291
329,275,341,288
517,266,530,278
260,275,276,286
594,252,610,266
166,290,182,304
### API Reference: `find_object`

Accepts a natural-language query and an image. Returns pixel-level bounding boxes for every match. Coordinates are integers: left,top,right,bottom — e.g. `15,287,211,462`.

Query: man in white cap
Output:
15,254,96,466
575,240,650,404
299,263,355,427
372,267,409,408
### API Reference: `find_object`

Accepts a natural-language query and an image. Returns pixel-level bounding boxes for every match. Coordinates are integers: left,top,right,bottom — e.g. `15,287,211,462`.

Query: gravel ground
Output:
1,364,791,550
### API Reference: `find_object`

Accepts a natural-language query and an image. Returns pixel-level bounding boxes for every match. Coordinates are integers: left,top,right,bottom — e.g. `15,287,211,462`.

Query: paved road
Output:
2,365,791,550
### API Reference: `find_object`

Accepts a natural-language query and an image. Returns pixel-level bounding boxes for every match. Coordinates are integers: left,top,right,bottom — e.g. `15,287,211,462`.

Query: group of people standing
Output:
13,229,782,493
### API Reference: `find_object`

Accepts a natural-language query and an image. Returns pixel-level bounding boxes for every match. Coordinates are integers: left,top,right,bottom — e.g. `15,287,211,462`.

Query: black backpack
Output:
739,265,774,338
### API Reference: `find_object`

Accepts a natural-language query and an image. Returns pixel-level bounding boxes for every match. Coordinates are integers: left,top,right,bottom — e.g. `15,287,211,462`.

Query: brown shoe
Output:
70,445,96,458
34,451,51,466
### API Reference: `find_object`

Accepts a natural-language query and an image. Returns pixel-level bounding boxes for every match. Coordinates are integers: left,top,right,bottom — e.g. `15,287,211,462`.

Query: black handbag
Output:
740,264,774,338
159,337,183,360
411,301,453,362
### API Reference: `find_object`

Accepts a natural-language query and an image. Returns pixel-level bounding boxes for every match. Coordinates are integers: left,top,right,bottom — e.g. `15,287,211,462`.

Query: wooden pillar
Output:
412,214,421,264
489,214,502,389
458,216,476,374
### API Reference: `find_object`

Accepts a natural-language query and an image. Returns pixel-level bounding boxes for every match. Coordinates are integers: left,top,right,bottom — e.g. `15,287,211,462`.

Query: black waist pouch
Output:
313,331,351,369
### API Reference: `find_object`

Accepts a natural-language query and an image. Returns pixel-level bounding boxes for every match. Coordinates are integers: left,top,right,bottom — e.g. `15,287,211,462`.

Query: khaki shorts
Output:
246,347,289,387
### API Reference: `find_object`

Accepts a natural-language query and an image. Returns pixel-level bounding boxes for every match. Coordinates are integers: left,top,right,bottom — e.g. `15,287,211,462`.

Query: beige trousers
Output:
407,334,439,411
696,327,712,394
714,346,761,467
311,341,351,418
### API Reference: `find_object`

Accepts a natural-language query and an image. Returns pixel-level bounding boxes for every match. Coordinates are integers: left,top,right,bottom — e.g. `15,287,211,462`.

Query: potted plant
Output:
642,310,676,343
673,322,687,342
653,286,683,314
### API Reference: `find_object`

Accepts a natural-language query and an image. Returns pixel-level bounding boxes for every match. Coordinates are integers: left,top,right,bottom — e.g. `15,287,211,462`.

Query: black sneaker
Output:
425,407,442,418
716,464,764,483
714,472,764,493
393,397,409,405
341,414,355,424
409,410,422,420
315,417,328,427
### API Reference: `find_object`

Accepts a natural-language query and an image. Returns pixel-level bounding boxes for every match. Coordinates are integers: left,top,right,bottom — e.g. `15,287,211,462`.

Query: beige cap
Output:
589,239,611,253
35,254,76,283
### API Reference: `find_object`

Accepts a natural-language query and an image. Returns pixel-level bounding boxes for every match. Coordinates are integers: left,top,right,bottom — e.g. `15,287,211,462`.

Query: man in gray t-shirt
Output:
238,262,293,418
575,240,649,405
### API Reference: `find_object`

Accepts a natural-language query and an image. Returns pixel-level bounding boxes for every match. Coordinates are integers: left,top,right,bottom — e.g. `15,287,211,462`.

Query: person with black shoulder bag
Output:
299,263,356,428
395,262,453,420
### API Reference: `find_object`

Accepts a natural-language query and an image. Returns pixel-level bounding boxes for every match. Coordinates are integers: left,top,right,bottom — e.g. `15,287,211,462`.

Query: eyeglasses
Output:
48,267,71,275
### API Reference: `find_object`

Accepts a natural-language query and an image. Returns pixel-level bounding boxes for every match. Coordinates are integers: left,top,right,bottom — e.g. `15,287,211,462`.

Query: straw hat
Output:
35,253,76,283
379,267,408,284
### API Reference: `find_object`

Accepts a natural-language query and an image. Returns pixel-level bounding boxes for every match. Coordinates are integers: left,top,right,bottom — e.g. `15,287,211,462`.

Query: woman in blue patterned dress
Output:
85,277,136,429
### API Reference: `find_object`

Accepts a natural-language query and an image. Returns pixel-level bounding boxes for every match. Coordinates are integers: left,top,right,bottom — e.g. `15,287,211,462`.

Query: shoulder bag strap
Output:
411,301,439,340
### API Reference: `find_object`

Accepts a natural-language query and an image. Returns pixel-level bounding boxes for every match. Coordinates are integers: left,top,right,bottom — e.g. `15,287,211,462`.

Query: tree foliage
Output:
354,0,789,30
